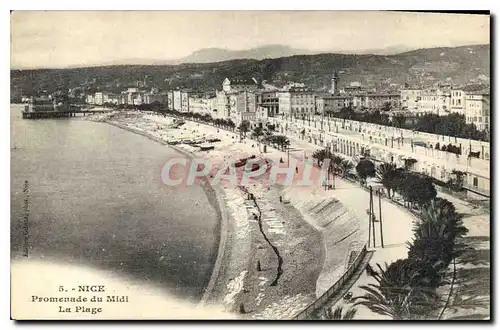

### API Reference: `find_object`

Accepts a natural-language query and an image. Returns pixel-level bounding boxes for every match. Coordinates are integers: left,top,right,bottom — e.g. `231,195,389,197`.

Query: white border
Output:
3,2,496,330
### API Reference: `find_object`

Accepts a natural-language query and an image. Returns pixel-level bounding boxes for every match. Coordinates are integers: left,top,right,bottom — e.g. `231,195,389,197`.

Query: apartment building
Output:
278,87,316,117
365,93,400,110
222,78,259,93
418,88,451,116
256,91,279,117
465,91,490,131
400,88,422,111
181,91,190,112
450,89,466,115
172,91,182,111
316,94,352,114
189,96,214,115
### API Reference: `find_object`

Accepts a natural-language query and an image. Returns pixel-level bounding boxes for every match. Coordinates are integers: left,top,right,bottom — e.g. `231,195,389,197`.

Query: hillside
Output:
155,45,317,65
10,44,490,98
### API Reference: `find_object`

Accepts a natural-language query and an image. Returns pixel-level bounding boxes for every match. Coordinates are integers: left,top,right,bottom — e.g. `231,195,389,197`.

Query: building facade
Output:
418,88,451,116
256,91,279,117
465,91,490,131
316,95,352,114
222,78,259,93
173,91,182,111
365,93,400,110
400,89,422,111
450,89,466,115
278,88,316,117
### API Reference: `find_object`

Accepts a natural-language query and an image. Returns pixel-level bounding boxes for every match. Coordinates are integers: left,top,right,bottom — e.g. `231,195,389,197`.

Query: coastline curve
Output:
97,119,229,306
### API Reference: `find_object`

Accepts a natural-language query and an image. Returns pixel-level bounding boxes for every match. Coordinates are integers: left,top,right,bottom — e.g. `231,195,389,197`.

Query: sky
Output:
10,11,490,69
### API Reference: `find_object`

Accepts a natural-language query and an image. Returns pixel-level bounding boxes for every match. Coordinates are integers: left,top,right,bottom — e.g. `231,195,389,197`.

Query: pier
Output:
22,110,110,119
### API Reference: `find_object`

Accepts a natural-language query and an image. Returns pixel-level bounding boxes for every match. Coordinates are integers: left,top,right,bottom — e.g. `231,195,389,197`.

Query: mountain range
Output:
11,44,490,99
91,44,419,67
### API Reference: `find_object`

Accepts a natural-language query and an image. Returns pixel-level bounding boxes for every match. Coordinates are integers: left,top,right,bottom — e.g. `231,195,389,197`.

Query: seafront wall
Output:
283,186,366,298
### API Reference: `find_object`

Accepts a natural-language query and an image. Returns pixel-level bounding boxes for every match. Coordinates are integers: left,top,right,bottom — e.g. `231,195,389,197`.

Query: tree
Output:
354,260,439,320
331,155,344,174
339,159,354,178
377,162,397,198
356,158,376,185
226,119,235,131
239,120,250,139
312,148,332,167
407,198,468,287
402,174,437,208
392,114,407,128
447,170,466,190
321,306,357,320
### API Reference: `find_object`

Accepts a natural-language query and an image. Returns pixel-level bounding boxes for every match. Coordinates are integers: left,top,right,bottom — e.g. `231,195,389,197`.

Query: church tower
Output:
331,70,339,95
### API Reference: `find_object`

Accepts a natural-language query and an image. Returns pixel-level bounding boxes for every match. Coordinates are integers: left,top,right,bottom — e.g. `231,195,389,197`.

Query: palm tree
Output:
252,126,265,152
408,198,468,272
239,120,250,140
339,159,354,178
321,306,357,320
312,148,332,167
331,155,343,175
354,260,438,320
377,163,397,198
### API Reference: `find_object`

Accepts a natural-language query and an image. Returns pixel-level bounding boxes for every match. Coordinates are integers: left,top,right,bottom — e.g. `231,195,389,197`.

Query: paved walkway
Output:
278,134,490,320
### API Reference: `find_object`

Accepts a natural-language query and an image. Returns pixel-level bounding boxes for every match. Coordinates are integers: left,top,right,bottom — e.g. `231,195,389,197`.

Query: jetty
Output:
22,110,110,119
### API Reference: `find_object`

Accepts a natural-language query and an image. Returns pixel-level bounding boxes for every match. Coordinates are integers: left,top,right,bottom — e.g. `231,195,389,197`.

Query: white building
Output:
215,90,230,119
189,96,214,115
173,91,182,111
181,91,191,112
94,92,105,105
450,89,466,115
86,94,95,105
401,89,422,111
278,88,316,117
222,78,259,93
418,88,451,116
465,91,490,131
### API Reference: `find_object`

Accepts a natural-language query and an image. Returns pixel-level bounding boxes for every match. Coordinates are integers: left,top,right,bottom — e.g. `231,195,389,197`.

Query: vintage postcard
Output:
10,10,490,320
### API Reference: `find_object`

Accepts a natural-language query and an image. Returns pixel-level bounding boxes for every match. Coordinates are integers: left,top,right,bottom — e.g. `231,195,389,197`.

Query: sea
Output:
10,104,219,302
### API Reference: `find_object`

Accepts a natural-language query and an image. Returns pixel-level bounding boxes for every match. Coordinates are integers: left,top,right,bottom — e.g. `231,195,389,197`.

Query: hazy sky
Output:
11,11,489,69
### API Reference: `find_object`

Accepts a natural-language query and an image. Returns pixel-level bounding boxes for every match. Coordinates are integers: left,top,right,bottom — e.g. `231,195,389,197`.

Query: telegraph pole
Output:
378,188,384,248
370,186,376,248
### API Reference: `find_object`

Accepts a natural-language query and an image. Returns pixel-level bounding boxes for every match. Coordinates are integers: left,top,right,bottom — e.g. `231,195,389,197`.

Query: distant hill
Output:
10,44,490,99
81,44,416,67
154,44,318,65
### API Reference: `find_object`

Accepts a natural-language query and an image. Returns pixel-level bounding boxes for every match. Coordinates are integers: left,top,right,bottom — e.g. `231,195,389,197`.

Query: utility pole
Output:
378,188,384,248
369,185,376,248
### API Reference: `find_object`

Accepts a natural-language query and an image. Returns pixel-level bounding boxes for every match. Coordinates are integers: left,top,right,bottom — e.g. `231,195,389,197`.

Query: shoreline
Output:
96,112,327,318
101,119,228,305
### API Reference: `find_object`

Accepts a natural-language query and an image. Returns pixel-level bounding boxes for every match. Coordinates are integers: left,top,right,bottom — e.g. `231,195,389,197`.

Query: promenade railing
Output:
292,244,368,320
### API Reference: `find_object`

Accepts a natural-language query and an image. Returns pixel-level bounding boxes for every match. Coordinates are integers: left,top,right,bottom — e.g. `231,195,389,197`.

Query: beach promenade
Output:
87,111,489,320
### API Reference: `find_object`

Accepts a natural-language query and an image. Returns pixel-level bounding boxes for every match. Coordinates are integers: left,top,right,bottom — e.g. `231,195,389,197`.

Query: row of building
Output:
401,85,490,131
84,72,490,131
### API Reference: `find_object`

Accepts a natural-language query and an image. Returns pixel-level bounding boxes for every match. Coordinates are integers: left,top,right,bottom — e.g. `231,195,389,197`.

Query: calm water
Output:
10,105,219,301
